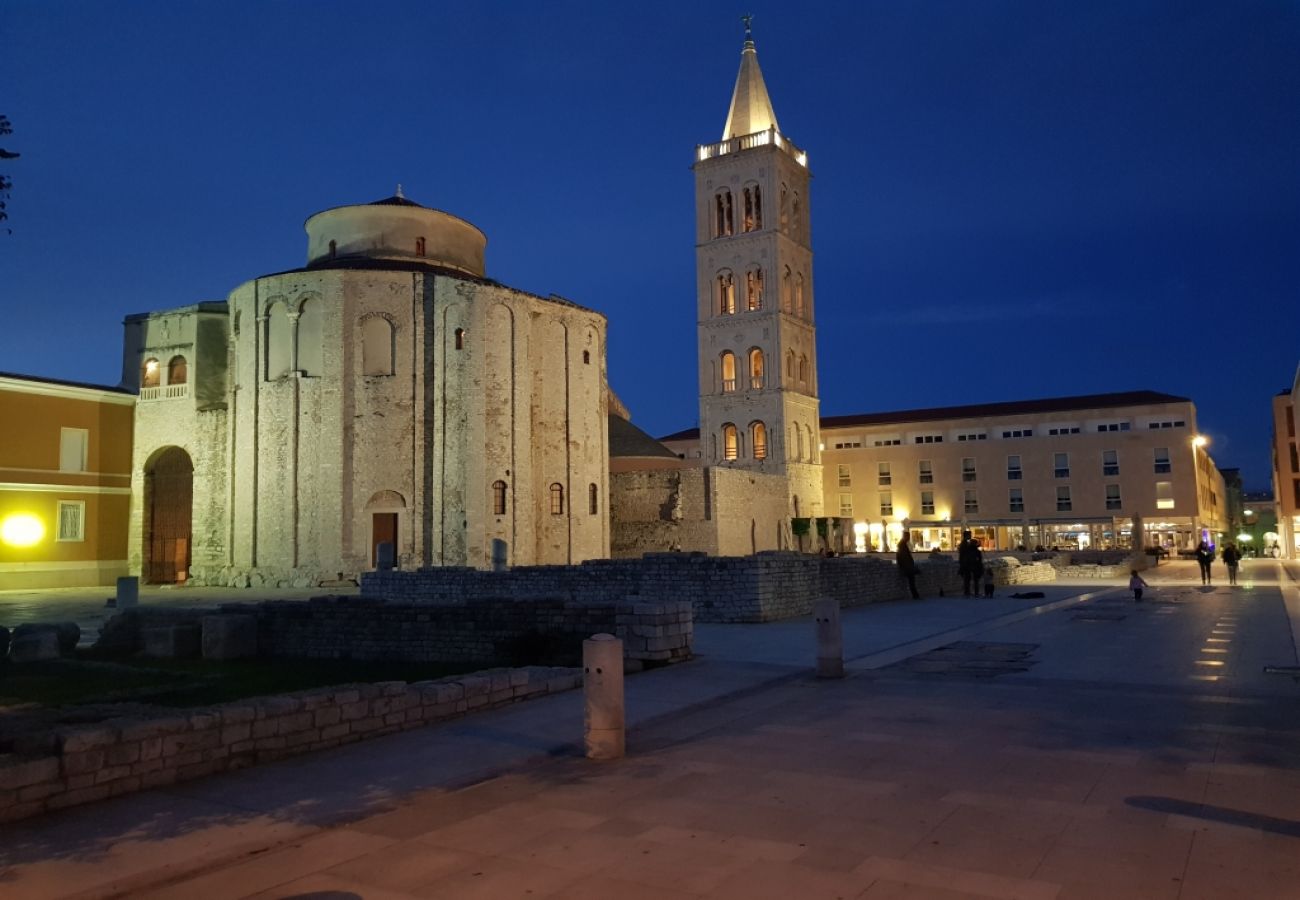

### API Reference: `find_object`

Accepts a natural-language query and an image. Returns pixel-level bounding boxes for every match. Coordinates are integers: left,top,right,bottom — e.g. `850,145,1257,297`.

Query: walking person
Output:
896,532,921,599
958,530,984,597
1195,540,1215,585
1222,542,1241,586
1130,569,1149,602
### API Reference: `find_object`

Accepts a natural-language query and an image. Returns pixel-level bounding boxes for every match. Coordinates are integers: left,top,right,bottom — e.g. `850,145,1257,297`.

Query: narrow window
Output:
717,270,736,315
797,354,808,383
752,422,768,459
723,424,739,460
919,459,933,484
962,457,976,482
792,194,801,238
415,236,426,257
1156,481,1174,509
589,483,599,514
743,186,756,232
491,480,507,516
1105,484,1122,510
746,267,763,311
1054,452,1070,478
1154,447,1171,473
549,483,565,515
748,348,764,389
167,355,188,385
454,328,465,350
56,500,85,542
328,239,337,259
921,491,935,515
964,489,979,514
839,493,853,516
779,183,789,230
878,462,891,486
59,428,88,473
880,491,893,516
1056,486,1072,512
362,317,395,376
795,272,805,316
265,302,291,380
785,350,795,379
1009,488,1024,513
1102,449,1119,476
583,349,591,365
837,464,851,487
1007,455,1022,480
715,190,734,237
753,184,762,229
141,357,160,388
720,351,737,393
297,298,324,376
781,266,792,312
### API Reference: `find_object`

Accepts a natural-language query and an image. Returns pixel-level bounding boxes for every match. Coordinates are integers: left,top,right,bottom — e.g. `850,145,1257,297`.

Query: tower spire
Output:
722,15,780,140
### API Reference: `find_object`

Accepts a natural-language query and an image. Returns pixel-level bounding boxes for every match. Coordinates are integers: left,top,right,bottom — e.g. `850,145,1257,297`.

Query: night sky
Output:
3,2,1297,489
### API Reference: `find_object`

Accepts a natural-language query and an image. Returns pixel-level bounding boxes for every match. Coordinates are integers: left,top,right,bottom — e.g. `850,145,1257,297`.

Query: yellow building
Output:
0,372,135,588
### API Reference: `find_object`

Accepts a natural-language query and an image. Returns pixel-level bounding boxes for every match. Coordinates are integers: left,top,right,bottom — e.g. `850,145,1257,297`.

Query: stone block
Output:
202,615,258,660
141,624,202,659
0,756,60,790
9,631,60,663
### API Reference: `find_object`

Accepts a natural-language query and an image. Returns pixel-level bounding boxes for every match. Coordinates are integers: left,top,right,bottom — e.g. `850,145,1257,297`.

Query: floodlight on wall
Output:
1,513,45,548
1192,435,1208,447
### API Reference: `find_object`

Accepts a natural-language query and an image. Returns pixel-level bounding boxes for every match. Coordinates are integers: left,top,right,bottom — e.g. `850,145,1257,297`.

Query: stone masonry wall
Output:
240,596,692,667
362,553,965,624
0,666,580,824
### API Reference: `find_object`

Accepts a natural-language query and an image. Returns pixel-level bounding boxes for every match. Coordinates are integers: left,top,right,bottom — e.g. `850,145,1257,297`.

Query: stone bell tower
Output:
693,19,823,517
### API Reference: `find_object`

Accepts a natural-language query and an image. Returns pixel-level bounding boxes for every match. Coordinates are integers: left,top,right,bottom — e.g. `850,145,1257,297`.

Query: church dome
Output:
304,189,487,277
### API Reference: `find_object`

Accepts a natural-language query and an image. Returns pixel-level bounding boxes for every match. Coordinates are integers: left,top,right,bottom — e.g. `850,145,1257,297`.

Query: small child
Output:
982,568,995,597
1129,569,1149,602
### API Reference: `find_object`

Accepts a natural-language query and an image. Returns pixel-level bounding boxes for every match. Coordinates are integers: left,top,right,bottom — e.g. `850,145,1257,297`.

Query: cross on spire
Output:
742,13,754,43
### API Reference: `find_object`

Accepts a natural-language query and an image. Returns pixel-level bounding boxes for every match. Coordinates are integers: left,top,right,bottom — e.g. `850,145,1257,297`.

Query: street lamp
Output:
1190,435,1209,549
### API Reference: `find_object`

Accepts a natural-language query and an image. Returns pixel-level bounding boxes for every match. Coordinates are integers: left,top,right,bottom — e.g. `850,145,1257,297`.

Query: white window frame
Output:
59,427,89,473
56,500,86,542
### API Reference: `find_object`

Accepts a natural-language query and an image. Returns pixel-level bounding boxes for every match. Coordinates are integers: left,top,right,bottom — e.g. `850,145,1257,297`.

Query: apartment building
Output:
1270,383,1299,559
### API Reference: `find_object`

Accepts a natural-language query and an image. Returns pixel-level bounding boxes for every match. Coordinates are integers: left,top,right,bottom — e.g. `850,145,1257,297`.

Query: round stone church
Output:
124,191,610,586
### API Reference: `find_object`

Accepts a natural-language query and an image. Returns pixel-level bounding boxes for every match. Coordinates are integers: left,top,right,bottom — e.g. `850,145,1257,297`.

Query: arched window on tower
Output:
549,483,565,515
583,349,591,365
720,351,737,393
714,190,734,238
328,239,337,259
415,236,426,257
454,328,465,350
748,347,764,389
141,358,160,389
746,267,763,311
167,355,188,385
780,183,789,230
798,353,809,384
792,193,802,239
717,270,736,315
722,424,739,461
743,184,763,232
795,272,805,317
785,349,796,380
491,480,507,516
781,266,792,313
362,316,395,376
806,424,817,462
751,421,768,460
265,302,291,380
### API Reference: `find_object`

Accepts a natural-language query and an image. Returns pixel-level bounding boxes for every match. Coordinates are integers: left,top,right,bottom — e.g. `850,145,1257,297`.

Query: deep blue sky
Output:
3,1,1297,489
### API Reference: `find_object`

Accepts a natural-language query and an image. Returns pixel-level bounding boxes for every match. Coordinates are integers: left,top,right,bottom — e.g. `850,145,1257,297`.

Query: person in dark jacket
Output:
958,530,984,597
1222,542,1241,585
896,532,921,599
1195,540,1214,585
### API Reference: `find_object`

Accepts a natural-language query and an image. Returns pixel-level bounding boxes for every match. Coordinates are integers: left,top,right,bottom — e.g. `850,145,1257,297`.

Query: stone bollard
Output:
814,596,844,678
491,538,508,572
375,541,395,571
116,576,139,608
583,633,625,760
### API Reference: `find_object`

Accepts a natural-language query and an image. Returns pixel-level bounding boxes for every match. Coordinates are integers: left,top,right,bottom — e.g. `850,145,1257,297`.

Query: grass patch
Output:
0,655,487,709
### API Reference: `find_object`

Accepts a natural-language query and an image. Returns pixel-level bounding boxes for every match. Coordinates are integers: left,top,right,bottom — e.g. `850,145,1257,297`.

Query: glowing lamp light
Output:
1,513,45,547
852,521,868,553
1192,435,1208,448
1237,533,1252,542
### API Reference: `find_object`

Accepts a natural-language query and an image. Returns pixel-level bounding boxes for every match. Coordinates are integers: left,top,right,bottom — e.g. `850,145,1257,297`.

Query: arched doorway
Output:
365,490,406,567
144,447,193,584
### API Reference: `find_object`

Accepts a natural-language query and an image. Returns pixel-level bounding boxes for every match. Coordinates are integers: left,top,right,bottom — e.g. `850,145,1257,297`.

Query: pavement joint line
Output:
847,586,1123,672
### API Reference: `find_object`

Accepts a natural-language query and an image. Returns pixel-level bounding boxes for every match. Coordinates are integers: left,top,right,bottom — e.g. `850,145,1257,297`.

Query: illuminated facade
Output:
0,373,134,588
693,24,823,520
818,391,1227,552
124,192,609,586
1269,383,1299,559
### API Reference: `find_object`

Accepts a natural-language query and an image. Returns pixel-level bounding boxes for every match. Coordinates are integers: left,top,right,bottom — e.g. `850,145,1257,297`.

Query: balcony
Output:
139,383,189,401
697,127,808,167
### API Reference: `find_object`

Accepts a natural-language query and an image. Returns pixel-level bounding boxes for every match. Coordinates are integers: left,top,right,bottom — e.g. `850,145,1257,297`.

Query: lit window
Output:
749,348,765,389
491,480,507,516
714,190,734,237
1156,481,1175,509
549,483,565,515
838,464,851,487
141,357,160,388
919,460,933,484
839,493,853,516
743,184,762,232
717,270,736,315
720,351,737,393
167,355,188,385
746,267,764,311
1009,488,1024,513
1154,447,1171,474
1056,486,1072,512
454,328,465,350
415,236,426,256
752,422,768,460
880,491,893,516
56,500,85,542
921,491,935,515
722,424,739,461
59,428,88,473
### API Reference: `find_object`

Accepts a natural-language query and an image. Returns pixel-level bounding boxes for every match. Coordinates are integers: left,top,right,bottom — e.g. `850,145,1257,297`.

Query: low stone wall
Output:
0,666,580,824
242,596,691,668
986,560,1058,586
363,553,965,624
1053,563,1132,579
